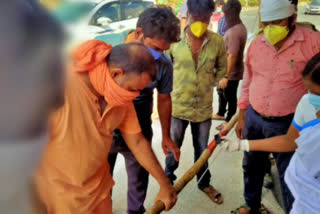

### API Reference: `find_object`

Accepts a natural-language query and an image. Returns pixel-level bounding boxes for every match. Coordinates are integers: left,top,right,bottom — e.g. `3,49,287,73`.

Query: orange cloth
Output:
73,40,140,106
125,31,135,44
35,42,142,214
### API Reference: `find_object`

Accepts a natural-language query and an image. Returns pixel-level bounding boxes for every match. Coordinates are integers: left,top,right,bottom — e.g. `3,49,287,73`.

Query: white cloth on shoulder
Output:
285,121,320,214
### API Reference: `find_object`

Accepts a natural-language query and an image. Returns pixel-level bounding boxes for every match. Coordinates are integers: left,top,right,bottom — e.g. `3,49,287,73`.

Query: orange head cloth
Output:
125,31,136,44
72,40,140,106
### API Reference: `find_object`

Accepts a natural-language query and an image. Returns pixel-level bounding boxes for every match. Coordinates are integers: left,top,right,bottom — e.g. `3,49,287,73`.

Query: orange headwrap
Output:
72,40,139,106
125,31,136,44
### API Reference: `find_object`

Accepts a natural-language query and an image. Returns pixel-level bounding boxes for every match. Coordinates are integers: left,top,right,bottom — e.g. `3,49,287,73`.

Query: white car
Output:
55,0,155,46
305,0,320,15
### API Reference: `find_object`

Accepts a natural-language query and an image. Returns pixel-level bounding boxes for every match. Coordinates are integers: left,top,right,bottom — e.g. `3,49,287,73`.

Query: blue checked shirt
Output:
218,16,228,36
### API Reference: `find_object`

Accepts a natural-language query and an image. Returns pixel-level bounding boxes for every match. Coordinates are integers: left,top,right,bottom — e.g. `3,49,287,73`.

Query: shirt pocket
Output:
287,52,308,83
288,60,306,83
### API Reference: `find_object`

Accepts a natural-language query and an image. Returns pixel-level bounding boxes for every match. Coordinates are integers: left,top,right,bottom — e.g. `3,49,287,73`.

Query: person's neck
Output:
274,27,296,50
274,38,288,50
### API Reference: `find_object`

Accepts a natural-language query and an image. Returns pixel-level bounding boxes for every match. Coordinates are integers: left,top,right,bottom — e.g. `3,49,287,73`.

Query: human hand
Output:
218,78,228,89
221,137,250,152
162,137,180,162
155,183,177,211
235,118,245,139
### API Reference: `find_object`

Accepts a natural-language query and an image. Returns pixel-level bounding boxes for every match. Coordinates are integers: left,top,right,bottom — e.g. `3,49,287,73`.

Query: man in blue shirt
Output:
108,6,181,214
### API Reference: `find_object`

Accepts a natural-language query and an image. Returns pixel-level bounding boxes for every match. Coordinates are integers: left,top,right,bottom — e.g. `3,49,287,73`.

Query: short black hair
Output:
187,0,215,16
137,6,180,43
107,43,156,81
223,0,241,15
215,0,225,6
302,52,320,85
223,0,242,28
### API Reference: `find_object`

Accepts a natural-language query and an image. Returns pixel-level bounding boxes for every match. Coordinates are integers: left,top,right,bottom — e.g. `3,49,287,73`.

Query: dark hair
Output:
107,43,156,80
223,0,242,29
289,0,298,6
302,52,320,85
137,6,180,43
215,0,225,6
187,0,215,16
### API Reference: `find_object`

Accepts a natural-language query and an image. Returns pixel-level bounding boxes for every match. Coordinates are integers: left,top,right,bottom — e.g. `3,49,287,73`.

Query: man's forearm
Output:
158,94,172,139
249,136,297,153
250,124,299,152
124,133,171,186
226,54,237,77
239,108,246,121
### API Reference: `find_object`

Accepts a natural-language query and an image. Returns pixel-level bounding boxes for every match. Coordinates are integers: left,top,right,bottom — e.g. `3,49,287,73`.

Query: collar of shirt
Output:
182,27,210,70
170,29,227,122
261,27,305,53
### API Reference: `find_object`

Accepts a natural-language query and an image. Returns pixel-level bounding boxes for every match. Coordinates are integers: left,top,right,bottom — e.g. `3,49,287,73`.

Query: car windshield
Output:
55,2,97,24
311,0,320,5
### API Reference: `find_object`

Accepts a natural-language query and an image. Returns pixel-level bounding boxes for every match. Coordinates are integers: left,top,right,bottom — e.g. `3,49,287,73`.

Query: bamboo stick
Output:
145,131,228,214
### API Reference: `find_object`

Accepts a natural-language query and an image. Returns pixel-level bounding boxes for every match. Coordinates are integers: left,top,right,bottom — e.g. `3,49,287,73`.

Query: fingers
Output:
220,137,232,151
169,143,180,161
235,124,242,139
163,140,181,161
162,144,169,157
173,148,180,162
220,83,227,89
221,136,231,142
164,191,177,211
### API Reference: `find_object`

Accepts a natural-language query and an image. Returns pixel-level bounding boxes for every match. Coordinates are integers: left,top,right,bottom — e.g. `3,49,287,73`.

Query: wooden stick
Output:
145,132,228,214
221,113,239,133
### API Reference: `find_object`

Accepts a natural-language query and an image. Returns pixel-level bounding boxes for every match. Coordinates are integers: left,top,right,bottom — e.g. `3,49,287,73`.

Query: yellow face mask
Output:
190,22,208,38
263,25,289,46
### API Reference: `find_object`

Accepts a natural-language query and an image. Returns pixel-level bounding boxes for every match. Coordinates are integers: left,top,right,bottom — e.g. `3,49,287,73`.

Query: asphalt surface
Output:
111,5,319,214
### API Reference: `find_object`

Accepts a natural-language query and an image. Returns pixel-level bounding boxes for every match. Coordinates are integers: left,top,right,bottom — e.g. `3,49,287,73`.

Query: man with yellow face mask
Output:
165,0,227,205
234,0,320,213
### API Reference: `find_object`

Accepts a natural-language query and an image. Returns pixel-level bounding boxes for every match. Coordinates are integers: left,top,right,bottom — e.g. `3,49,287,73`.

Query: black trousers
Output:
217,80,240,122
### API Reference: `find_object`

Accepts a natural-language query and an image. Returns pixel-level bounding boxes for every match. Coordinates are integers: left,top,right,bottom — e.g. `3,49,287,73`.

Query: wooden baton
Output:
145,131,229,214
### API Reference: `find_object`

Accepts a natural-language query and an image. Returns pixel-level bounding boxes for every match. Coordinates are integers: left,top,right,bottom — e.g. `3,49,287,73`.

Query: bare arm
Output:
226,54,238,76
219,54,238,89
215,39,228,81
158,94,172,140
180,18,187,30
236,43,254,139
236,108,246,139
249,124,299,152
158,93,180,161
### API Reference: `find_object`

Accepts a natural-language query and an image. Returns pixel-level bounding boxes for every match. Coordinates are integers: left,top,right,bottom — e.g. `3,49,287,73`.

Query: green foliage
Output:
158,0,313,7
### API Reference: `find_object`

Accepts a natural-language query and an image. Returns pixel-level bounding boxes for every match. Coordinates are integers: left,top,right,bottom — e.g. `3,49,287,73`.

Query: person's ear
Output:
109,67,124,79
186,12,191,25
291,14,297,27
134,28,144,42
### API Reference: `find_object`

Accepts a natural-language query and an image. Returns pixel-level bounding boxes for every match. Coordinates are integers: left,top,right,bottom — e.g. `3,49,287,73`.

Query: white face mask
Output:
0,134,47,202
